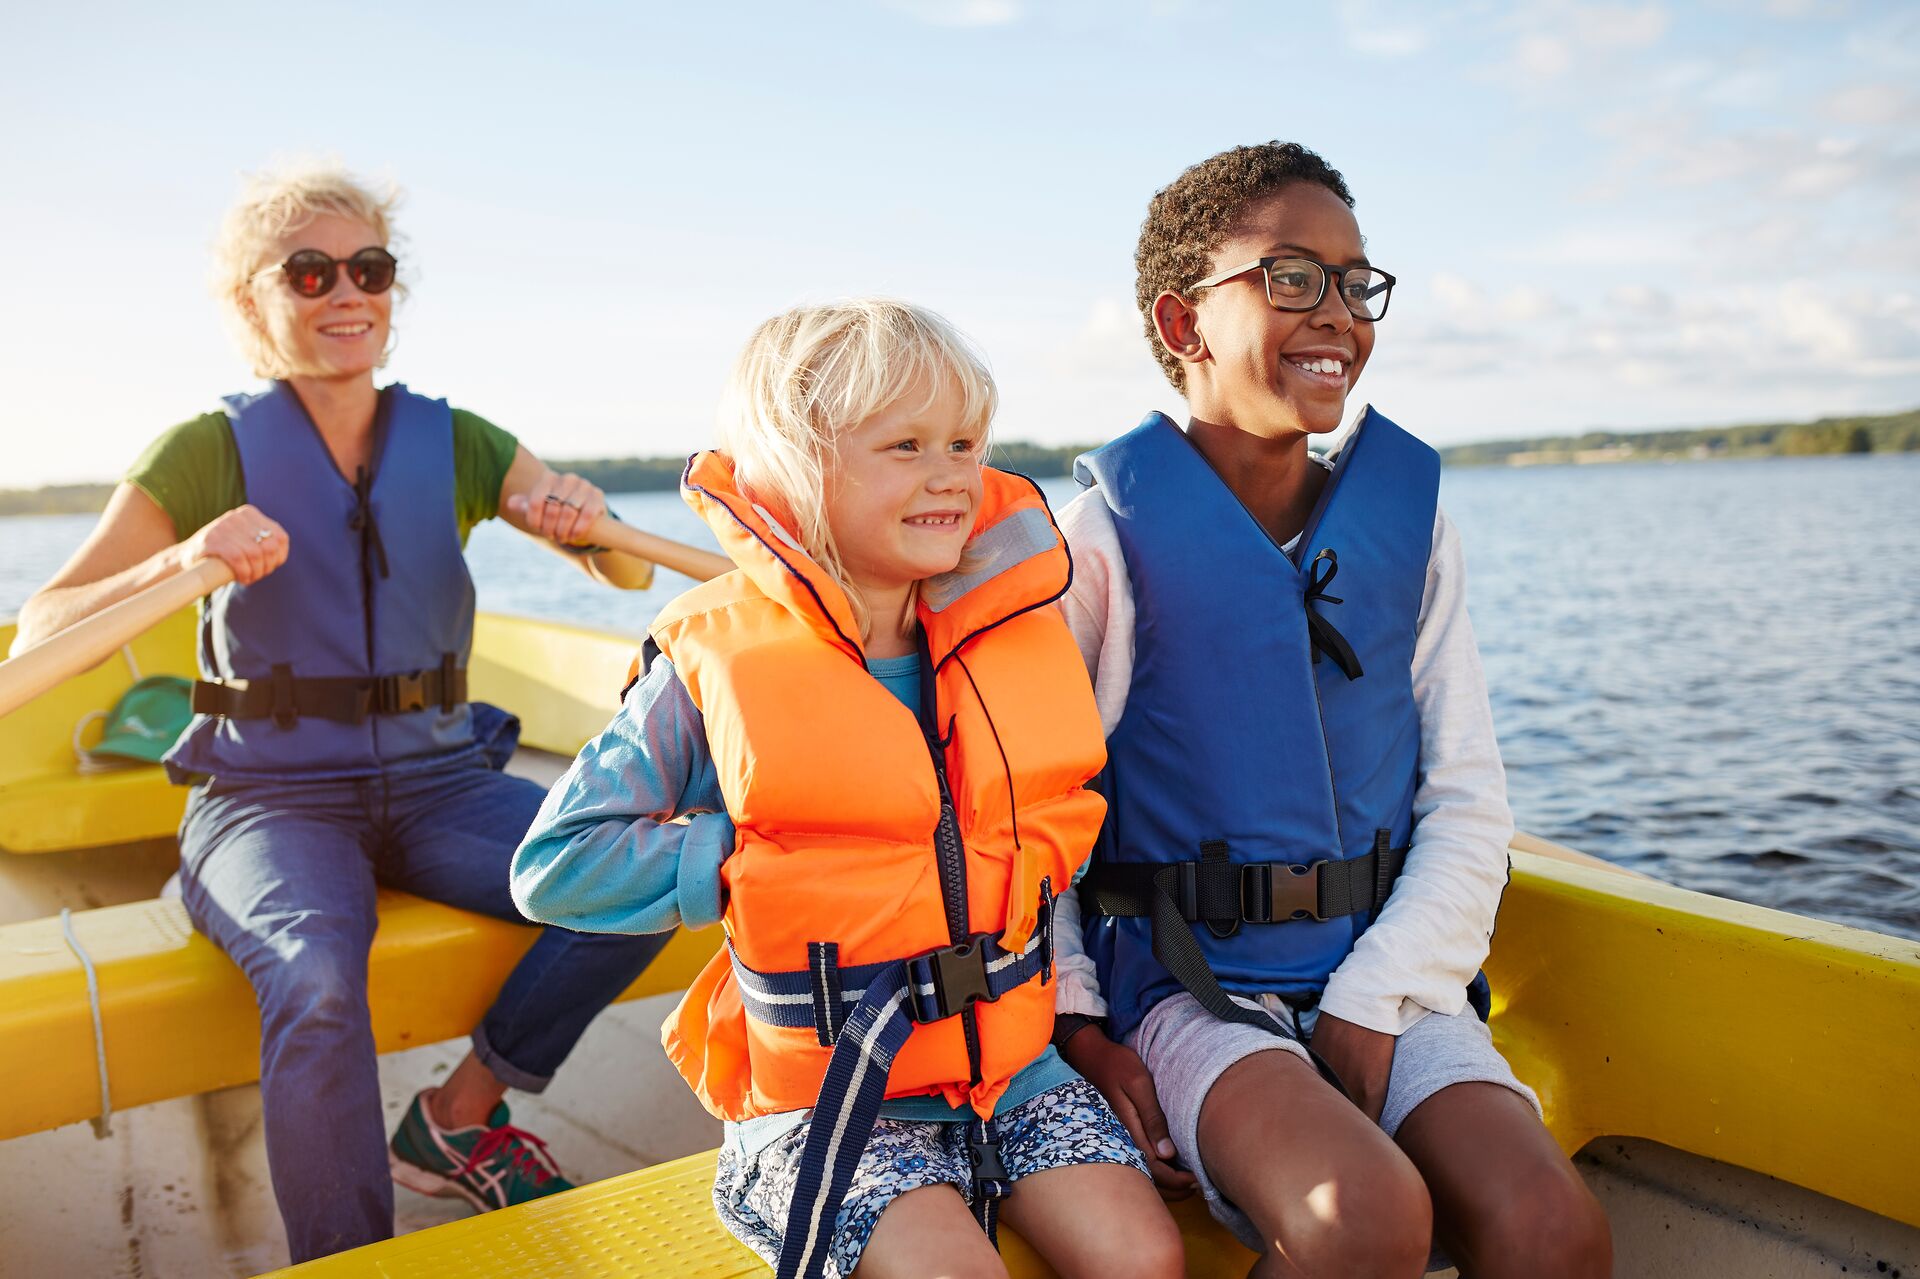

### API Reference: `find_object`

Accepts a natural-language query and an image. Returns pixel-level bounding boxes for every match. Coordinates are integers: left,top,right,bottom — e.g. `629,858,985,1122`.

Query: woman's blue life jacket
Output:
164,381,479,783
1076,407,1441,1040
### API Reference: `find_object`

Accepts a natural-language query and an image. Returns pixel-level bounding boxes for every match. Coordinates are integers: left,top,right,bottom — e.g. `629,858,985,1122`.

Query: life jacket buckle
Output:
380,670,430,715
909,934,998,1024
1244,862,1326,923
967,1132,1009,1183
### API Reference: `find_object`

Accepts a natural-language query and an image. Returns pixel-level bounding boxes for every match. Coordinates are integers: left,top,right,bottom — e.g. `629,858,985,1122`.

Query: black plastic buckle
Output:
1172,862,1200,920
1244,862,1326,923
968,1134,1009,1183
381,670,430,715
910,934,998,1024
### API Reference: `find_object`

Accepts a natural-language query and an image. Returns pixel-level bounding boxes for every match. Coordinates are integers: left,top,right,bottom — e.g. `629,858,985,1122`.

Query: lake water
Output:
7,454,1918,940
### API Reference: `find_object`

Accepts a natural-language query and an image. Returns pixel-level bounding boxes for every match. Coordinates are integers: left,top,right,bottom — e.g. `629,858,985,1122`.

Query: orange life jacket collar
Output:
676,450,1074,671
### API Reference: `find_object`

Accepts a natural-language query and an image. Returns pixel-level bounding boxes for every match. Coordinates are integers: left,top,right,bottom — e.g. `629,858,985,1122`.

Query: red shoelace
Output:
459,1123,558,1187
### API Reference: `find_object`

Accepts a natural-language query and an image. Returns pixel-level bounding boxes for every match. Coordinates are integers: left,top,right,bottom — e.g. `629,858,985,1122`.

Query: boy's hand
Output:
1060,1024,1198,1200
1309,1012,1396,1125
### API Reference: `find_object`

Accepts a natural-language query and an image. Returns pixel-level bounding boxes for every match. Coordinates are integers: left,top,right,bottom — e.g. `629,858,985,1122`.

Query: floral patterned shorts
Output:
712,1078,1148,1279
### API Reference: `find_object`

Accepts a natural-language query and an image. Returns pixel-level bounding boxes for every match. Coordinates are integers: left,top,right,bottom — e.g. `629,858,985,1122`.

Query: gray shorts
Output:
1128,992,1541,1252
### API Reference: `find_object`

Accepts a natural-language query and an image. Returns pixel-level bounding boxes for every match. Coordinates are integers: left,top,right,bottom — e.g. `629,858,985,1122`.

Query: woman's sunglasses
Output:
261,247,399,298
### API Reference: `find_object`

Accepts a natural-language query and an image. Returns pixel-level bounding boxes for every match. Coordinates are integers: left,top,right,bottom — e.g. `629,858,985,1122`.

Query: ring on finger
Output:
253,528,274,543
543,494,566,505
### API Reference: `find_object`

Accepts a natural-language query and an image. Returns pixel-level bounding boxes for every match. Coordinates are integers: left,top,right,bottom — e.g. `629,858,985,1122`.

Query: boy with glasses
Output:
1047,142,1612,1277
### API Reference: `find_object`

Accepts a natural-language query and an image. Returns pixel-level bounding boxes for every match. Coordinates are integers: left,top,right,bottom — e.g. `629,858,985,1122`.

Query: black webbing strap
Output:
1134,860,1351,1093
1084,839,1408,929
1085,831,1411,1099
192,658,468,725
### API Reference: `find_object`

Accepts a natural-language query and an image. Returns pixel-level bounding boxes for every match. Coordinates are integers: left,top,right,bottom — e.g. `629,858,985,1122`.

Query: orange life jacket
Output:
651,451,1107,1125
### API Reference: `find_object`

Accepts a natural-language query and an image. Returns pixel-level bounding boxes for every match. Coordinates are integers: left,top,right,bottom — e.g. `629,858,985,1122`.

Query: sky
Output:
3,0,1917,487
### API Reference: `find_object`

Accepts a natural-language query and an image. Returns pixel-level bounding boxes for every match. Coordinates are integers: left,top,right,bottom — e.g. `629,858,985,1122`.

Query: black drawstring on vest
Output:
349,464,391,581
955,652,1021,852
1304,548,1363,681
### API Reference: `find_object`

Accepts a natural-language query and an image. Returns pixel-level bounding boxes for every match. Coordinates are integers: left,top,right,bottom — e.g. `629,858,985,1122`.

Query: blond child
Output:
512,300,1180,1279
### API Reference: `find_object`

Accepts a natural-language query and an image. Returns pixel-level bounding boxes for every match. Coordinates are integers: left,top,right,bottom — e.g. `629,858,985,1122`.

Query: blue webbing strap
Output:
733,910,1054,1279
807,942,844,1047
729,924,1050,1030
777,969,916,1279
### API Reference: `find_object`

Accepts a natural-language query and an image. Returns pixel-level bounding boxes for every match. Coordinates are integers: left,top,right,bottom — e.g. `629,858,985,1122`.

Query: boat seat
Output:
257,1148,1258,1277
0,892,719,1141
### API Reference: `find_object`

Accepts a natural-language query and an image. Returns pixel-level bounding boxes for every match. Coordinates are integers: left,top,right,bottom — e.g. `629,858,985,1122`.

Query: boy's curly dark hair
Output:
1135,142,1354,393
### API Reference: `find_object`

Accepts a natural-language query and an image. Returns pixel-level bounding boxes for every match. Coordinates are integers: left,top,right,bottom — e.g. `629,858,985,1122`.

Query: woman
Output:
12,162,671,1264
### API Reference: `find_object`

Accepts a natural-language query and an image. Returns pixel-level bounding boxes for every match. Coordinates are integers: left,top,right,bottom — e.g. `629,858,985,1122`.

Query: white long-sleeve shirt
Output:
1047,447,1515,1036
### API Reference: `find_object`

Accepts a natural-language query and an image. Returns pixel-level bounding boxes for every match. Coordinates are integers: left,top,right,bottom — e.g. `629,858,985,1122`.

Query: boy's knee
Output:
1481,1165,1611,1278
1251,1147,1432,1279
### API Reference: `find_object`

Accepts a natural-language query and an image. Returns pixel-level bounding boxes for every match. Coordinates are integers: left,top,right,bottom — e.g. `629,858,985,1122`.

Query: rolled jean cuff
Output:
470,1024,554,1094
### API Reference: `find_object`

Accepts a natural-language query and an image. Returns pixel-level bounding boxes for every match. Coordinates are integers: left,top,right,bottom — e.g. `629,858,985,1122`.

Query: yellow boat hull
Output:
3,609,1916,1275
0,610,641,855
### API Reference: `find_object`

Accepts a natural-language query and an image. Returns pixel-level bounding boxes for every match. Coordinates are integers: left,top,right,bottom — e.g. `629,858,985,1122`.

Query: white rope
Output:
58,908,114,1138
70,645,148,772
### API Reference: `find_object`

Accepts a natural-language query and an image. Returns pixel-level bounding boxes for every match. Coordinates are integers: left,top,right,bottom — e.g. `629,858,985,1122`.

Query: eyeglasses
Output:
1189,256,1395,321
256,247,399,298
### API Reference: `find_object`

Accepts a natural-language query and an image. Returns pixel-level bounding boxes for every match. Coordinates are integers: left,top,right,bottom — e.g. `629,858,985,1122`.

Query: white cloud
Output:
1061,297,1153,376
1339,1,1431,57
881,0,1022,27
1491,1,1670,85
1823,82,1920,127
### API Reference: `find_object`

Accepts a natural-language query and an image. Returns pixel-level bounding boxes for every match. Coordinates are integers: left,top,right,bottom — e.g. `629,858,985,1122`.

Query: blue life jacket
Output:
164,382,478,783
1077,407,1439,1039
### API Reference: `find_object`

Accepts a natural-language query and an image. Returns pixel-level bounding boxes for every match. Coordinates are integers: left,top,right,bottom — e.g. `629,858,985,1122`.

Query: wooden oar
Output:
0,559,233,719
0,516,732,719
1510,831,1656,880
586,515,732,583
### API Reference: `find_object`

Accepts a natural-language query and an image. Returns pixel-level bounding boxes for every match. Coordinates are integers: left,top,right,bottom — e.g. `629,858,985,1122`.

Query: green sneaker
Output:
389,1089,574,1212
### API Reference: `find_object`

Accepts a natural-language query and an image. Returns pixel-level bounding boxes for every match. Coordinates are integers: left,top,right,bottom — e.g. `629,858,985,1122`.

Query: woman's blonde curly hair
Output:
211,159,405,378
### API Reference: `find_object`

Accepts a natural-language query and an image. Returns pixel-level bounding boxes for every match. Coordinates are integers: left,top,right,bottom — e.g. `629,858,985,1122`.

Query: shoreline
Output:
6,408,1916,516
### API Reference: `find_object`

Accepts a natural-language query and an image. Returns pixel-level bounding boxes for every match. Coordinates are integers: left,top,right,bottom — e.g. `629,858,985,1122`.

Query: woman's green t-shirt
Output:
124,407,519,546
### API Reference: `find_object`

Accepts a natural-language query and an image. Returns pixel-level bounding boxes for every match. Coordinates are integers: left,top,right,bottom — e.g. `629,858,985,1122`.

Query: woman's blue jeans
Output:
179,756,669,1263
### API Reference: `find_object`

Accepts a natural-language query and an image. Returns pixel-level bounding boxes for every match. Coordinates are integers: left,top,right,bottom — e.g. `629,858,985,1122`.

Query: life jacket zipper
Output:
931,763,970,947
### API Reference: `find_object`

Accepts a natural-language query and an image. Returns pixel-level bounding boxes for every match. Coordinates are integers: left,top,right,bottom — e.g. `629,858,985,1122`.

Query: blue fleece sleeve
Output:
510,656,733,934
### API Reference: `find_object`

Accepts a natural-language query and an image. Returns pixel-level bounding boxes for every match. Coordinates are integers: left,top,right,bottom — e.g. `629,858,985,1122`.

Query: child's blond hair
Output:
717,298,998,640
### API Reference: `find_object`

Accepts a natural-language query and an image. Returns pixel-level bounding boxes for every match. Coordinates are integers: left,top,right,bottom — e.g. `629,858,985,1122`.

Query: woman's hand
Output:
1060,1024,1198,1200
1309,1011,1397,1125
506,469,607,546
178,504,290,585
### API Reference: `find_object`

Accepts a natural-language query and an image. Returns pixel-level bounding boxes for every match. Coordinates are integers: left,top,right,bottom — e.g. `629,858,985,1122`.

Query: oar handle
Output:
583,515,733,582
0,520,730,719
0,558,232,719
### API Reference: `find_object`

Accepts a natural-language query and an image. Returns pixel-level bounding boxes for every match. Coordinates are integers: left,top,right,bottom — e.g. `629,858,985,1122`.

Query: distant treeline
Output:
9,411,1914,517
0,483,118,517
0,443,1098,518
1440,408,1920,467
553,442,1093,492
